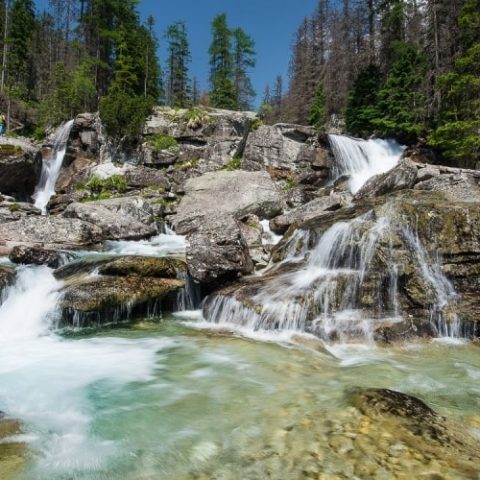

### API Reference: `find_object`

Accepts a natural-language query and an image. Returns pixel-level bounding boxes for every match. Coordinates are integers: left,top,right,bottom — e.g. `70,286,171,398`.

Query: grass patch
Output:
8,203,20,212
282,177,297,191
147,134,179,154
175,158,199,171
225,157,241,171
184,107,212,130
251,117,263,130
78,175,128,202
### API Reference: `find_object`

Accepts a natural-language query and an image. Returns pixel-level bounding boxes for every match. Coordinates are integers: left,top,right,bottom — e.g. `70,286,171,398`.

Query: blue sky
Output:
36,0,319,108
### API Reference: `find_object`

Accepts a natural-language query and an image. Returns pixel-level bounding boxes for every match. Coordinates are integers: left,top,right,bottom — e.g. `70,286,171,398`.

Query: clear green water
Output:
2,317,480,480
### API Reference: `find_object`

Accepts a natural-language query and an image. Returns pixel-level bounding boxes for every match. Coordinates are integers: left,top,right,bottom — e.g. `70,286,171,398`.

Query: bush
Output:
100,91,154,140
225,157,241,171
79,175,128,201
148,134,179,154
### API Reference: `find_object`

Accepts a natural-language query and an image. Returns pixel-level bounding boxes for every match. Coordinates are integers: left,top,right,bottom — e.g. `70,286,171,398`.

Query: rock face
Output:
0,216,102,252
0,265,15,290
203,163,480,341
171,170,284,287
57,255,186,326
0,142,42,197
63,196,157,241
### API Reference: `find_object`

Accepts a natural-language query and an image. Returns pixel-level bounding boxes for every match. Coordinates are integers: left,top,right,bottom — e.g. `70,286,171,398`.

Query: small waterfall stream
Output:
33,120,74,214
204,135,463,340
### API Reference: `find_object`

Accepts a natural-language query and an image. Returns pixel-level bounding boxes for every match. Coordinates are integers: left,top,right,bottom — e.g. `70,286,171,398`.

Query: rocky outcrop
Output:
0,265,15,289
171,170,284,287
0,216,102,252
57,255,186,327
63,196,157,241
0,142,42,197
354,159,418,199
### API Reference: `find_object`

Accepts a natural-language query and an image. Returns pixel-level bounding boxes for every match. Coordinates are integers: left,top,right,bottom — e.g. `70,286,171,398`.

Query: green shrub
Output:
175,158,199,171
251,117,263,130
283,177,297,191
32,127,47,143
80,175,128,201
8,203,20,213
184,107,211,129
225,157,241,171
148,134,179,154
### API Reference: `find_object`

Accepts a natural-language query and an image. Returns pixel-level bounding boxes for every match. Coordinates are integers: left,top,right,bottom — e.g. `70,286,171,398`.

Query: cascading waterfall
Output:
33,120,74,214
328,134,405,193
204,135,463,340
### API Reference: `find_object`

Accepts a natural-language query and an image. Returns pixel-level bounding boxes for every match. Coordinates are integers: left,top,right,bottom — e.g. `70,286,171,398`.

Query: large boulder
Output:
63,196,157,241
173,170,284,234
0,216,102,252
9,245,65,268
60,276,184,327
0,141,42,197
354,159,418,199
171,171,284,287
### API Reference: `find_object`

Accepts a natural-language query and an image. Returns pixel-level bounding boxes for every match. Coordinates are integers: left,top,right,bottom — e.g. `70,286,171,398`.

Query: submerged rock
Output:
9,245,65,268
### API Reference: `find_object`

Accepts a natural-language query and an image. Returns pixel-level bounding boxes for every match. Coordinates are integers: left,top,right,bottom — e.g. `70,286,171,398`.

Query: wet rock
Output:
64,112,104,165
238,214,266,266
60,275,185,327
0,265,16,289
270,194,348,235
185,215,254,287
9,245,65,268
0,216,103,251
55,156,95,193
355,159,418,199
0,142,42,197
97,256,186,278
171,170,283,287
63,196,157,241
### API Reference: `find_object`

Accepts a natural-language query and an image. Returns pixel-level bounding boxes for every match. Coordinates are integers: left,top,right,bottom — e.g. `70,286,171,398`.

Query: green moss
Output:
147,134,179,154
225,157,241,171
282,177,297,191
251,117,263,130
8,203,20,213
79,175,127,202
175,158,199,171
0,144,23,157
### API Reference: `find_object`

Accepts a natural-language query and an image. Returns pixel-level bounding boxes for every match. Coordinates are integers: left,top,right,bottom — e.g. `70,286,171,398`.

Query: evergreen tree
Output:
373,41,427,141
165,21,191,108
232,27,256,110
8,0,35,98
429,0,480,167
308,81,327,130
209,13,236,109
345,64,382,137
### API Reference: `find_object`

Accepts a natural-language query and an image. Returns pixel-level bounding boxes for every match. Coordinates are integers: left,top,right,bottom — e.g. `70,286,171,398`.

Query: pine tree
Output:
308,81,327,130
373,41,427,141
209,13,236,110
165,21,191,108
232,27,256,110
428,0,480,167
345,64,382,137
8,0,36,98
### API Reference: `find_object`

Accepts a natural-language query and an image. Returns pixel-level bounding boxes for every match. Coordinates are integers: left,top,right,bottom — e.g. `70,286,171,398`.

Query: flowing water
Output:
1,135,479,479
328,134,405,194
33,120,75,214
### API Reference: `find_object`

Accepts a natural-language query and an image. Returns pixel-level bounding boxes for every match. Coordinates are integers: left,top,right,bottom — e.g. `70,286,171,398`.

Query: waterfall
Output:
34,120,75,214
328,134,405,194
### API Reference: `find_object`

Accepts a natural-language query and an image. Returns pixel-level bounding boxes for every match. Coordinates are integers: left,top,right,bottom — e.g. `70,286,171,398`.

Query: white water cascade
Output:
33,120,74,214
328,134,405,193
204,132,463,340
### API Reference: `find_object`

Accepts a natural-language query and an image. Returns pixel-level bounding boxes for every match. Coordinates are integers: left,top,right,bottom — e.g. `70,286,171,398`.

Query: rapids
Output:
1,134,479,479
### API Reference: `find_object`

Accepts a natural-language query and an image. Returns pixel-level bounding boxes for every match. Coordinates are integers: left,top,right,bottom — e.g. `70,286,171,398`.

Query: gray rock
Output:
63,196,157,240
414,173,480,202
270,194,349,235
9,245,65,268
124,166,170,191
355,160,418,199
185,215,254,286
0,265,16,289
242,123,317,172
173,170,284,234
0,216,102,251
